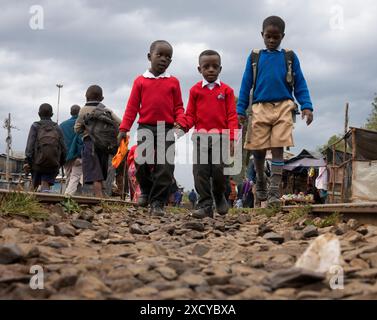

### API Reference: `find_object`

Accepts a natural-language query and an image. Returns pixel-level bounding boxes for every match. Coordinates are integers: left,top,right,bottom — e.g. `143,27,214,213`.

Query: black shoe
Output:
137,194,149,207
215,195,229,215
192,206,214,219
150,202,165,217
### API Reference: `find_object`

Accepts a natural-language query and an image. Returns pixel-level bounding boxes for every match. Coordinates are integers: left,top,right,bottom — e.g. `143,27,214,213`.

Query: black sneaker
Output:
192,206,214,219
150,202,165,217
215,195,229,215
137,194,149,207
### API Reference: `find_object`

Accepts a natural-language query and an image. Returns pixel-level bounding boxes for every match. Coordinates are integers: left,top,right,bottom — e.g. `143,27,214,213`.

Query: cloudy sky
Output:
1,0,376,189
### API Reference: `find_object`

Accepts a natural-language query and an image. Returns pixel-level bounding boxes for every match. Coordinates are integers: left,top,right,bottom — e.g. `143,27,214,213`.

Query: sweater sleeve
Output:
237,54,253,116
292,52,313,111
172,78,186,128
226,87,239,140
119,77,142,132
185,87,197,131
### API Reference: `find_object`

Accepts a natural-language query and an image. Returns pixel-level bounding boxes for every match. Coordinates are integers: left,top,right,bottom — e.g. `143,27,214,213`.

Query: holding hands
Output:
174,122,185,139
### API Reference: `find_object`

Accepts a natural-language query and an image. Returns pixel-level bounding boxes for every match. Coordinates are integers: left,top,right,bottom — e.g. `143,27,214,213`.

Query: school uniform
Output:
119,70,186,206
237,48,313,150
185,79,238,209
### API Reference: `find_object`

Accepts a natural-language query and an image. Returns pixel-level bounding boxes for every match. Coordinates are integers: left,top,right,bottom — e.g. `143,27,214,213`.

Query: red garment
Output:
119,76,186,132
229,180,237,200
126,145,140,202
185,81,239,140
126,145,137,168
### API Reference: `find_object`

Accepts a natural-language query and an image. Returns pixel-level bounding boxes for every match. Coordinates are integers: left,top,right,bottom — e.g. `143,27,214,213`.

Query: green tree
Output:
317,134,346,153
365,94,377,131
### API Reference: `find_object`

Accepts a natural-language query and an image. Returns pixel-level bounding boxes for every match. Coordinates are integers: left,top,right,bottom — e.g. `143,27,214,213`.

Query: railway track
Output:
1,188,377,224
0,188,133,206
282,202,377,225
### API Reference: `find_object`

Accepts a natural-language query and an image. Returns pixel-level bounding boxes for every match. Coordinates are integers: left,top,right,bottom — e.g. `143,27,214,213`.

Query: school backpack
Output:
83,107,119,155
33,122,62,169
241,49,298,175
248,48,296,108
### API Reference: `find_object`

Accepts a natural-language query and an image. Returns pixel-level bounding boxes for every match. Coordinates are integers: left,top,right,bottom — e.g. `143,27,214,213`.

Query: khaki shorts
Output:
244,100,296,150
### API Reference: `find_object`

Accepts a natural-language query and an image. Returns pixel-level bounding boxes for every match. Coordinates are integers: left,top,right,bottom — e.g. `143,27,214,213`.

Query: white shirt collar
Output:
143,69,171,79
266,46,282,52
202,78,221,89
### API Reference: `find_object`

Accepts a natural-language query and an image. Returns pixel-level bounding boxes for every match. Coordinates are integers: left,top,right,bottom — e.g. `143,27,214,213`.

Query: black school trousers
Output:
135,124,175,205
193,134,228,208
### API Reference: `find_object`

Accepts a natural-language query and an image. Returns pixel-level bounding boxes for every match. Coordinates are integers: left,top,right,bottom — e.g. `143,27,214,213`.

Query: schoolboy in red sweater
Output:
118,40,186,216
186,50,238,219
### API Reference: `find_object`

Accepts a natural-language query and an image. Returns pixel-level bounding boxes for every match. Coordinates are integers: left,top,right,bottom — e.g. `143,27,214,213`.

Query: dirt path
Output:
1,203,377,299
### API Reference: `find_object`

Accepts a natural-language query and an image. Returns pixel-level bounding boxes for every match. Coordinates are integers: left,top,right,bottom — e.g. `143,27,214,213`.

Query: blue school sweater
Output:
59,115,82,161
237,49,313,116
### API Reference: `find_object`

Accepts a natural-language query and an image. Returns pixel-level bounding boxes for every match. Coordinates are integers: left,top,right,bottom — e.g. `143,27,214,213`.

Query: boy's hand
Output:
117,131,127,145
230,140,235,157
238,115,247,126
302,109,313,126
174,122,185,139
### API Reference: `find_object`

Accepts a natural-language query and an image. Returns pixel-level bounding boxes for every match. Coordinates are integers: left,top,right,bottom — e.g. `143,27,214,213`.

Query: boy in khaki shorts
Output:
237,16,314,208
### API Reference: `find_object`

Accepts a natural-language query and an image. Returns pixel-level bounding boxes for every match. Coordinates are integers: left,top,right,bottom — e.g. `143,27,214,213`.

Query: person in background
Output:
127,145,141,203
24,103,66,192
60,105,83,195
74,85,121,198
188,189,198,209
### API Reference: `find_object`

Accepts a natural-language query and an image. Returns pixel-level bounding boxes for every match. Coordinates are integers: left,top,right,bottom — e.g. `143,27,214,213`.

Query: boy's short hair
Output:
199,50,221,63
70,104,80,116
150,40,173,53
38,103,53,117
262,16,285,33
86,85,103,101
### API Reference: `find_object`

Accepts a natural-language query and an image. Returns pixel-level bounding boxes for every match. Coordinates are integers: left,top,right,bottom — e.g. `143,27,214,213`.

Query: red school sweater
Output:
119,75,186,132
185,81,239,140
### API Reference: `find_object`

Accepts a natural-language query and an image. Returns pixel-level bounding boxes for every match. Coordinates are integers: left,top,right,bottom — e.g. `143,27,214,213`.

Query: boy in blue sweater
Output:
237,16,314,208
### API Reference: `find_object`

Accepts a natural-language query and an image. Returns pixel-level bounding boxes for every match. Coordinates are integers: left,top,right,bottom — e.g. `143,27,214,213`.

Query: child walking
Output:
74,85,121,198
118,40,186,216
24,103,66,192
185,50,238,218
237,16,314,208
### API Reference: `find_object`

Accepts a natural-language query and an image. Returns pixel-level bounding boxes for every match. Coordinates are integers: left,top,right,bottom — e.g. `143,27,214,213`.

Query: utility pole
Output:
344,102,349,161
56,84,63,124
3,113,18,188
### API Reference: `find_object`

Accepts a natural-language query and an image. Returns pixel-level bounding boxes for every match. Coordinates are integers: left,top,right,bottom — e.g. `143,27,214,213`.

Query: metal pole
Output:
56,84,63,124
342,103,349,202
5,113,11,189
344,103,349,162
